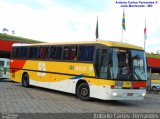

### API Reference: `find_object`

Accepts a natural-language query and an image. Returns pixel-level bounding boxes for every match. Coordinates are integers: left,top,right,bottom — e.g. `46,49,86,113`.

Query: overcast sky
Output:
0,0,160,53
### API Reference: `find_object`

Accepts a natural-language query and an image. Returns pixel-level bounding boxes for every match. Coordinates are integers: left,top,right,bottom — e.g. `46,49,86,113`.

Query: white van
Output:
150,73,160,91
0,58,10,79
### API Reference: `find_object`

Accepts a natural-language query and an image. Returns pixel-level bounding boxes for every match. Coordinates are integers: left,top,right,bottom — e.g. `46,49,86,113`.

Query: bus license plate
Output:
127,93,133,96
123,82,132,88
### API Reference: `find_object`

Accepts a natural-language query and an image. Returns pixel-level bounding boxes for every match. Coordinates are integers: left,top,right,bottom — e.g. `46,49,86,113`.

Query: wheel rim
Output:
81,88,88,97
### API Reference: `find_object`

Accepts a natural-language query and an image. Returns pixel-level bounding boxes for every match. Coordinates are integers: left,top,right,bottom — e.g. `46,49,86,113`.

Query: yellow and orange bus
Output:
10,40,147,100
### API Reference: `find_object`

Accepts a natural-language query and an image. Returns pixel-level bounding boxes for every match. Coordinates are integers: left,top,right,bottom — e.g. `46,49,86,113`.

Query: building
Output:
147,54,160,73
0,33,43,58
146,53,160,90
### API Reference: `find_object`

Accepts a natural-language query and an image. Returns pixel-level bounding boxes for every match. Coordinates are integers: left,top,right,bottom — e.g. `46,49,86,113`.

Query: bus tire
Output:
76,83,90,101
22,73,30,88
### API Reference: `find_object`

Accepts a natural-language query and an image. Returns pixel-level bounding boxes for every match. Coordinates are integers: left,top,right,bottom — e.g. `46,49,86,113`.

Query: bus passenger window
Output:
78,46,86,61
15,48,20,58
38,47,49,59
39,47,45,59
29,47,38,59
55,47,62,60
19,47,28,58
86,46,94,61
63,46,77,60
63,46,69,60
45,47,50,59
78,46,94,61
69,47,77,60
11,48,17,58
50,47,56,59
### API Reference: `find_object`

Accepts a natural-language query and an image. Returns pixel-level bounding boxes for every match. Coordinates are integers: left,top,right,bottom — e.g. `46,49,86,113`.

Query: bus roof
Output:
13,40,143,50
0,58,10,61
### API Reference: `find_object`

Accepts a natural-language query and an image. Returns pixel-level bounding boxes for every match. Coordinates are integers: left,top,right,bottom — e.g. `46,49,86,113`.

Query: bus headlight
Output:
112,92,118,96
142,92,146,97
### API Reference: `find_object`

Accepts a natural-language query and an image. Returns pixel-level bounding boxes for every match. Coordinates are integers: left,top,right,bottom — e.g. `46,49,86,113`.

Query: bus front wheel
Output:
76,83,90,101
22,73,30,88
152,86,157,91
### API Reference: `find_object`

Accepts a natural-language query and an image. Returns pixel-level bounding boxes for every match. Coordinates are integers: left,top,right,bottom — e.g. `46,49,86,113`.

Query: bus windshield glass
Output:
109,48,147,80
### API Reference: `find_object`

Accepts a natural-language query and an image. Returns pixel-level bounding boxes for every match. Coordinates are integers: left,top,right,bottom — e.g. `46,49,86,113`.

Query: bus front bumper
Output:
106,89,146,100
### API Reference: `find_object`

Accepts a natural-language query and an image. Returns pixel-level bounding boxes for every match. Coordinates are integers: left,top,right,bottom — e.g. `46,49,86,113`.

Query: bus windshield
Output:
109,48,147,80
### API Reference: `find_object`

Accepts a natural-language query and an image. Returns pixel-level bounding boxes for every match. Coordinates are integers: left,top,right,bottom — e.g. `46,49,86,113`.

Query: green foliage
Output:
0,33,44,43
146,53,160,58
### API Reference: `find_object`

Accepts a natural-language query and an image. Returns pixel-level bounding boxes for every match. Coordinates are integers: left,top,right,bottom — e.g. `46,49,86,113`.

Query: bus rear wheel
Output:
76,83,90,101
22,73,30,88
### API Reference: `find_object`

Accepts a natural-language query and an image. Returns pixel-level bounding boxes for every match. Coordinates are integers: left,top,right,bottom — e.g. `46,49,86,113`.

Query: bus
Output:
0,58,10,79
10,40,147,100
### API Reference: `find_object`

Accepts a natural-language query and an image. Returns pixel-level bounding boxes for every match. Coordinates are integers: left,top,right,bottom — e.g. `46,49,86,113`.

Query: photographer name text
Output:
115,1,158,7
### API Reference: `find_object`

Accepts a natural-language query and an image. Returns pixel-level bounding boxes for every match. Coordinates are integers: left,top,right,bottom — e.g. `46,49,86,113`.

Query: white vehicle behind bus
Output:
150,73,160,91
0,58,10,79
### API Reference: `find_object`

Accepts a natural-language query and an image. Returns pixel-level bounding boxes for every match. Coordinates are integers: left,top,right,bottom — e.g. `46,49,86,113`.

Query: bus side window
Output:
69,46,77,60
78,46,86,61
63,46,77,60
86,46,94,61
50,47,56,59
12,47,17,58
55,47,62,60
39,47,45,59
39,47,49,59
78,46,94,61
23,47,28,58
19,47,28,58
63,46,69,60
15,47,20,58
46,47,50,59
29,47,38,59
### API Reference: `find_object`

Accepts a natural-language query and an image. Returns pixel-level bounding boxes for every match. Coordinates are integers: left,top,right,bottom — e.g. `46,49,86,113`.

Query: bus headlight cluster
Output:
142,92,146,97
112,92,118,96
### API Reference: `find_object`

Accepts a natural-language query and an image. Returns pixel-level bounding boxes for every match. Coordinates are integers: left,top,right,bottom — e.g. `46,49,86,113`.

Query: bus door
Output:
93,48,108,99
95,49,108,79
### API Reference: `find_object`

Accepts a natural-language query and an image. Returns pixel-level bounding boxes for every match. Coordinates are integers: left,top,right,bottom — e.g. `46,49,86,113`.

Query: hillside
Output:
0,33,44,43
146,53,160,59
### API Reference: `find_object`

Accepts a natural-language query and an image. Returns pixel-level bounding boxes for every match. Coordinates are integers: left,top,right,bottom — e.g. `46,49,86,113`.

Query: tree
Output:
156,50,160,54
12,30,15,35
2,28,9,34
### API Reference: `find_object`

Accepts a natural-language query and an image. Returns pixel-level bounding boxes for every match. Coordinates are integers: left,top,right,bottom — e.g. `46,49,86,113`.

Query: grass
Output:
0,33,44,43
